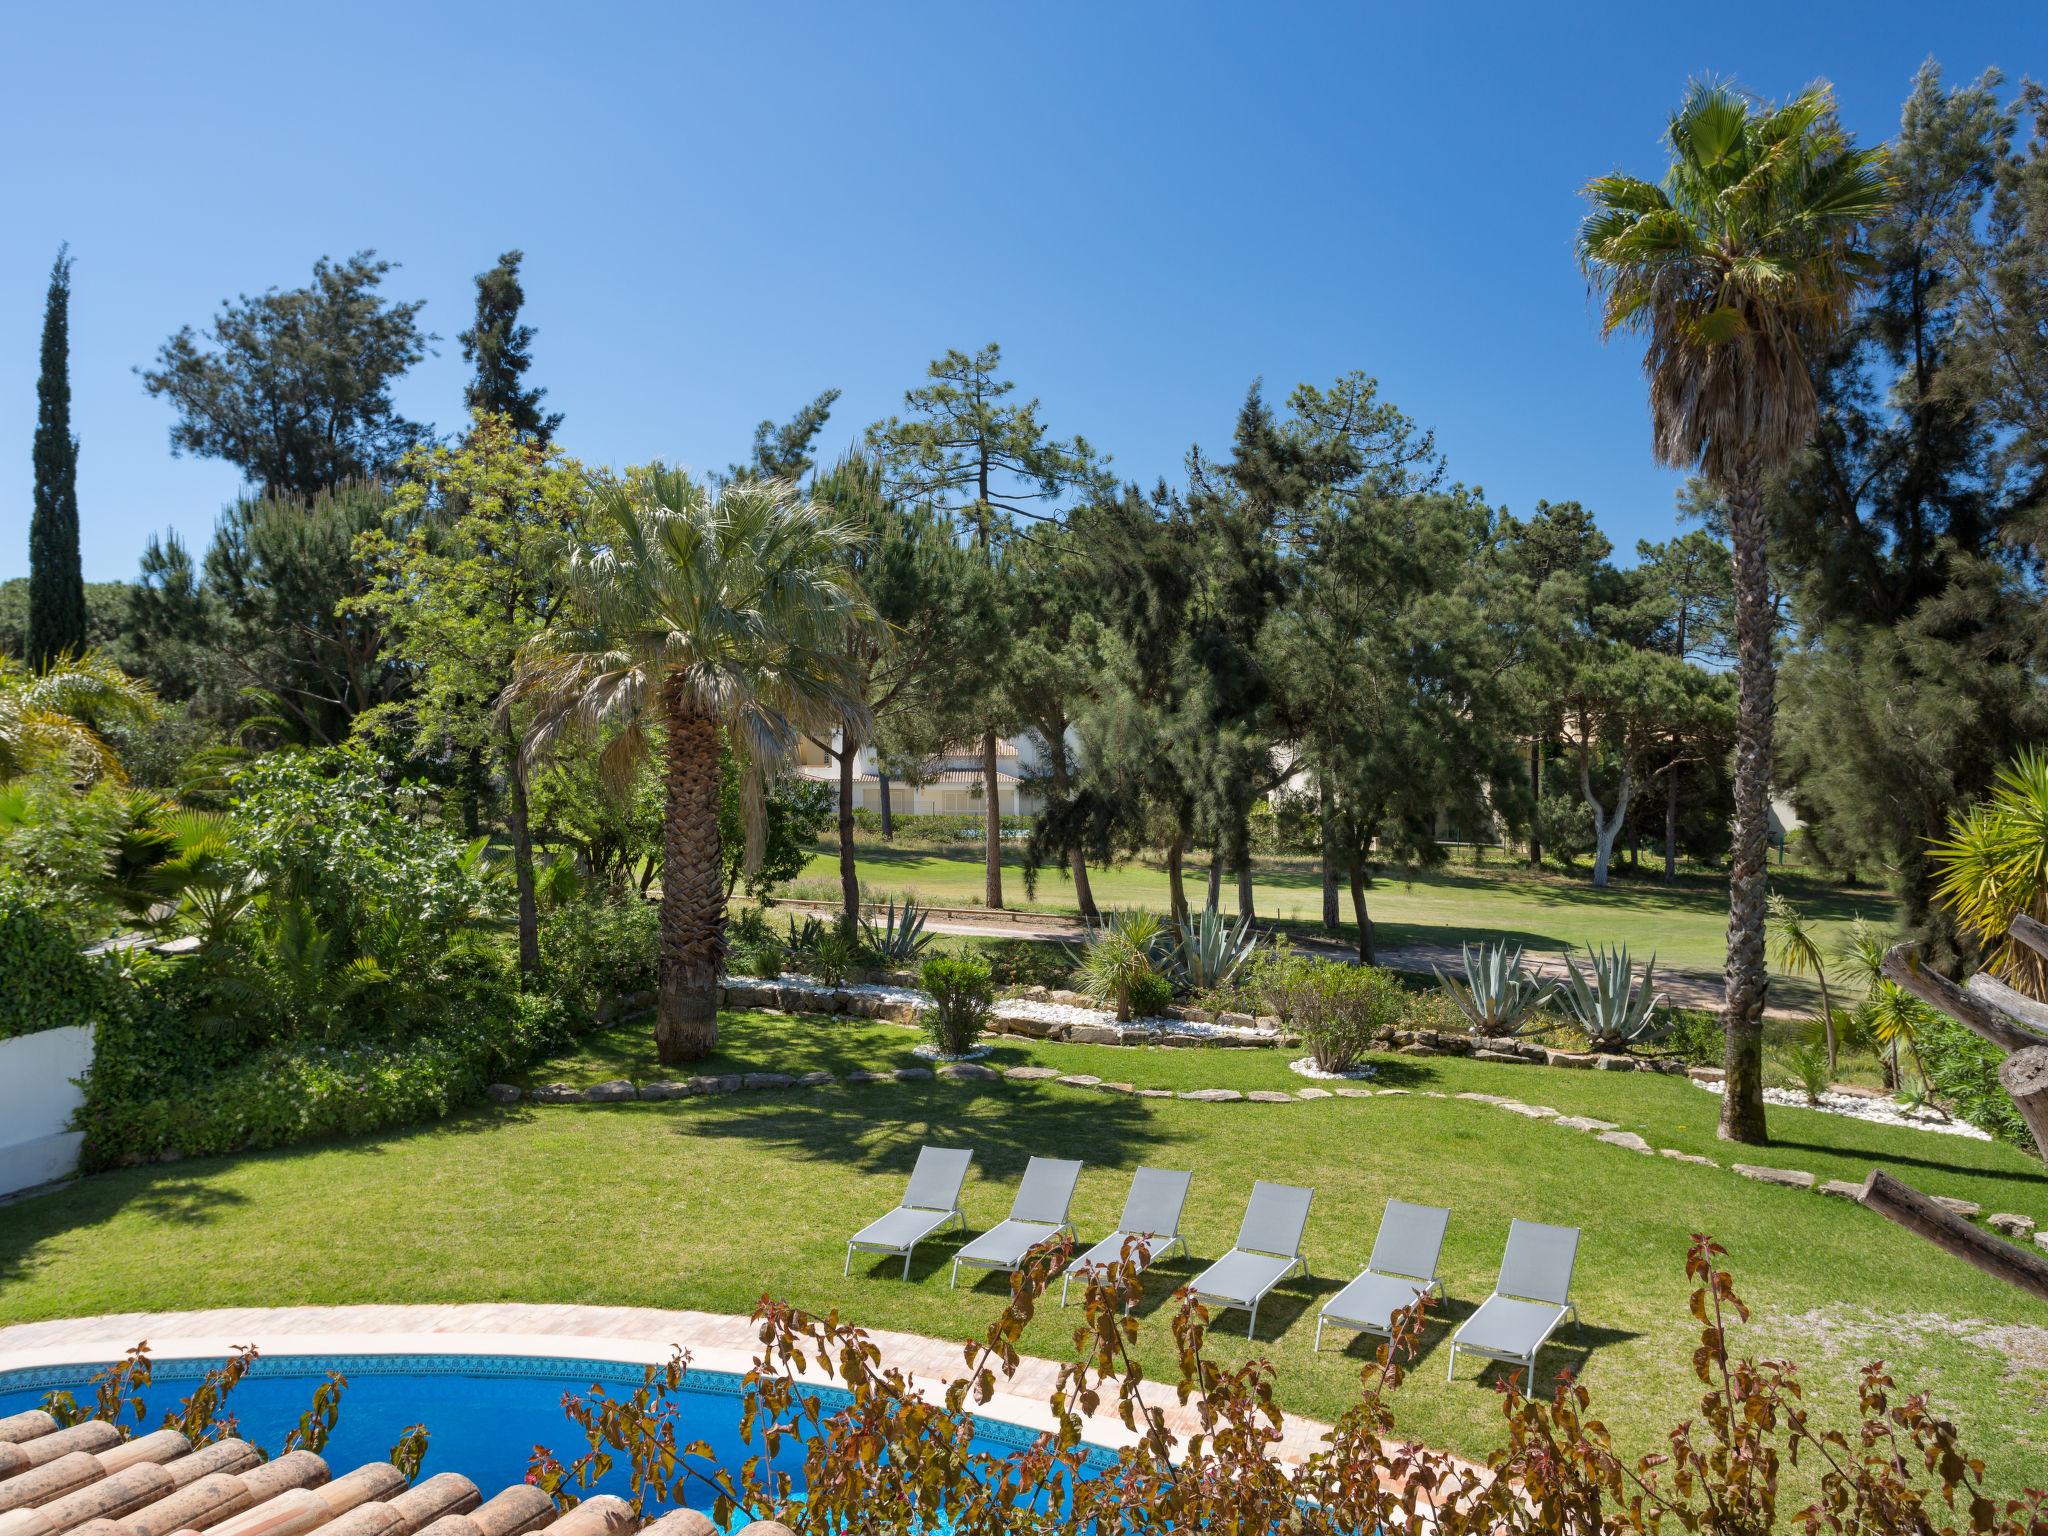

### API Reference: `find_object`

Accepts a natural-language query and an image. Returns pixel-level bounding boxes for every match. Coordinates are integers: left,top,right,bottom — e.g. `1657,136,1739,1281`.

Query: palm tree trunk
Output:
1720,466,1774,1145
656,682,724,1063
837,727,860,926
503,717,541,985
982,729,1004,908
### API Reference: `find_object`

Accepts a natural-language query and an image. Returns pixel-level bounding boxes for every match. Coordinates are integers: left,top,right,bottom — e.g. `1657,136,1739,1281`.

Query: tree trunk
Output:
837,727,860,926
503,718,540,986
1205,856,1222,912
1045,733,1098,921
1663,769,1679,884
1319,777,1340,931
1348,858,1375,965
1166,834,1189,925
1719,466,1774,1145
462,744,483,839
878,769,894,840
982,728,1004,908
1582,746,1633,890
1528,736,1544,869
1237,860,1255,925
655,684,724,1063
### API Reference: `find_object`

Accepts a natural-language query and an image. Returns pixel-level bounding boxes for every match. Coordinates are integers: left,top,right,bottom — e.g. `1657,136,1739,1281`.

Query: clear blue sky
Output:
2,0,2040,582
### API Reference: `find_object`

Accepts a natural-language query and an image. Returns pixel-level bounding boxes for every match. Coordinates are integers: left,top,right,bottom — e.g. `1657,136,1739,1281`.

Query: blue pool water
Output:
0,1353,1105,1513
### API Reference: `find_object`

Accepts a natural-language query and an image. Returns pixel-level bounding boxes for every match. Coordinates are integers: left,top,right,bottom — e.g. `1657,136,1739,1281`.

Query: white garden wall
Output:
0,1024,92,1196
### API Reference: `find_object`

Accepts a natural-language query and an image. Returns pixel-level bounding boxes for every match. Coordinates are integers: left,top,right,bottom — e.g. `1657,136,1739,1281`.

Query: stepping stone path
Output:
1003,1066,1058,1081
1596,1130,1653,1155
586,1079,639,1102
938,1062,998,1081
1819,1179,1864,1200
1057,1074,1102,1088
1136,1088,1174,1099
1933,1195,1982,1219
1733,1164,1817,1190
1988,1212,2035,1239
1246,1091,1295,1104
1295,1087,1332,1100
1554,1115,1619,1133
1660,1148,1717,1167
1333,1088,1375,1098
1180,1088,1243,1102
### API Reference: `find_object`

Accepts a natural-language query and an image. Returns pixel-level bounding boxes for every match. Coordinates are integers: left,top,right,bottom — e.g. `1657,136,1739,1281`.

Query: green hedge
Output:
1919,1015,2036,1153
0,883,106,1042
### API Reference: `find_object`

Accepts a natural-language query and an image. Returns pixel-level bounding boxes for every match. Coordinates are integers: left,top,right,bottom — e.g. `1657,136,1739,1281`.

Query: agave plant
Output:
860,896,932,965
1557,944,1669,1052
1165,902,1258,991
1433,941,1556,1038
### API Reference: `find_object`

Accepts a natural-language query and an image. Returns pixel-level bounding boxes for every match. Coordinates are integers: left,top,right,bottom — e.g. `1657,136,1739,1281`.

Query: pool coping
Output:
0,1303,1342,1466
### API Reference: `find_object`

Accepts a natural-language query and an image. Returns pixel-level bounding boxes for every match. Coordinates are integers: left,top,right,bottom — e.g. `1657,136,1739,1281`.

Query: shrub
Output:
1247,955,1405,1072
1127,969,1175,1019
726,909,785,979
541,891,658,1010
919,953,992,1055
1072,909,1167,1022
0,876,108,1041
1919,1014,2036,1151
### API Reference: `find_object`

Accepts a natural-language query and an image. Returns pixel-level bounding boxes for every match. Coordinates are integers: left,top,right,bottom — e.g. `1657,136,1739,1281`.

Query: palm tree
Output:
1765,890,1837,1075
511,468,869,1063
1578,81,1888,1144
0,651,155,784
1931,749,2048,1001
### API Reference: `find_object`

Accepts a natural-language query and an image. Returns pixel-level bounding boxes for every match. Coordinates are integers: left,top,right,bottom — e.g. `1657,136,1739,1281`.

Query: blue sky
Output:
2,1,2040,582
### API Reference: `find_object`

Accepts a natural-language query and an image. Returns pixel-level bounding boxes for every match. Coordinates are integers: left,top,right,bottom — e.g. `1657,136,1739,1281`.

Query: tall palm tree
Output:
511,468,869,1063
0,651,155,784
1578,81,1888,1144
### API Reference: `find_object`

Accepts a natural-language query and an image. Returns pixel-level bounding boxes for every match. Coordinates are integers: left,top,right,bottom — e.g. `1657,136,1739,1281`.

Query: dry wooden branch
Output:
2008,911,2048,961
1964,971,2048,1038
1881,944,2047,1054
2000,1045,2048,1155
1857,1170,2048,1305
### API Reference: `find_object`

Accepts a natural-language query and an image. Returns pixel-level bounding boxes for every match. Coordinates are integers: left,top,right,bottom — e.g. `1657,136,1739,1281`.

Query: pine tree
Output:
459,250,560,442
28,245,85,668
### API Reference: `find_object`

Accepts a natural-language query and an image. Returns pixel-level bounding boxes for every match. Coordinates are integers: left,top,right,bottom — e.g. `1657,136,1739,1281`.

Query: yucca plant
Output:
1165,901,1258,991
1765,890,1839,1074
1433,941,1556,1037
1557,944,1669,1052
1071,908,1168,1023
1774,1036,1832,1106
1837,917,1939,1091
860,897,932,965
1931,749,2048,1001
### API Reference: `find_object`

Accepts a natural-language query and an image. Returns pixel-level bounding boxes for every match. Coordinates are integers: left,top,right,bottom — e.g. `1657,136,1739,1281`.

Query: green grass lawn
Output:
788,840,1897,982
5,1009,2043,1490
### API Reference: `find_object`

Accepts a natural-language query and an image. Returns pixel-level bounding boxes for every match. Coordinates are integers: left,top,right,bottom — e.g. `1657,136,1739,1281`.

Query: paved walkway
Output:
0,1303,1340,1467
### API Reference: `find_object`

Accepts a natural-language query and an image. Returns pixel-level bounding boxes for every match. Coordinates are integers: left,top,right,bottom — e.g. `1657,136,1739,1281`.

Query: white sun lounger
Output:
950,1156,1084,1287
1446,1218,1580,1383
1061,1166,1195,1306
1314,1199,1450,1351
845,1146,974,1279
1189,1180,1313,1339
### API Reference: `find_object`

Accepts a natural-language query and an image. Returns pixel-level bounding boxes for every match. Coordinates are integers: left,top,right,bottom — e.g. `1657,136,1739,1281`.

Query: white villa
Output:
793,731,1053,819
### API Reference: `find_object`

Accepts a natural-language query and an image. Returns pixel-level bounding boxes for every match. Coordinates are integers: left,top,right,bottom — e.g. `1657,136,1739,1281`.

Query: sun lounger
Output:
1060,1166,1195,1305
1446,1218,1580,1382
1314,1198,1450,1351
1188,1180,1313,1338
845,1146,973,1279
950,1156,1084,1287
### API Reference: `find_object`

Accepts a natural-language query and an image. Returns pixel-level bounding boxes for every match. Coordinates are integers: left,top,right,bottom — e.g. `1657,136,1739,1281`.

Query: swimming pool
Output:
0,1351,1108,1512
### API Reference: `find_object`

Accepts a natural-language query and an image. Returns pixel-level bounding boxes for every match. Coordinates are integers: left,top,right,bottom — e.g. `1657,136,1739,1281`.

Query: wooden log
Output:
0,1455,106,1515
464,1488,552,1536
2008,911,2048,962
1999,1045,2048,1153
1965,972,2048,1037
1858,1169,2048,1304
530,1497,633,1536
1882,945,2047,1054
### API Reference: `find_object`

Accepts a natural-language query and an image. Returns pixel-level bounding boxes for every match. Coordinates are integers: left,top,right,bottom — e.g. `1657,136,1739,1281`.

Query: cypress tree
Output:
28,245,85,667
459,250,560,442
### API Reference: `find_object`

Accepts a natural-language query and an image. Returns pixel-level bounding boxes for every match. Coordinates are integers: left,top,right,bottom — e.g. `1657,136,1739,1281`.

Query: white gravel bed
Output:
1288,1056,1379,1082
910,1042,994,1063
1690,1078,1992,1141
749,974,926,1006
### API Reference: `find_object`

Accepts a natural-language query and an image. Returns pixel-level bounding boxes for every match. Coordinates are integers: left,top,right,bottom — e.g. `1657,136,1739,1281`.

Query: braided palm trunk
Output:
656,681,725,1063
1719,466,1772,1144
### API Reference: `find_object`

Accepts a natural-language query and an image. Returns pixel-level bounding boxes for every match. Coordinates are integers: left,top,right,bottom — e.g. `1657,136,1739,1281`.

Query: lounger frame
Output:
949,1156,1084,1288
1446,1218,1580,1383
845,1148,973,1280
1060,1167,1195,1307
1189,1180,1314,1339
1313,1199,1450,1352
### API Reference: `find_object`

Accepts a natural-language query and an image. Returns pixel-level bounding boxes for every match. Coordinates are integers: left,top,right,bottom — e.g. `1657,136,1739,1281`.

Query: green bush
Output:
0,878,107,1041
1128,969,1175,1018
1246,954,1406,1073
1919,1014,2036,1152
919,953,993,1056
541,892,658,1010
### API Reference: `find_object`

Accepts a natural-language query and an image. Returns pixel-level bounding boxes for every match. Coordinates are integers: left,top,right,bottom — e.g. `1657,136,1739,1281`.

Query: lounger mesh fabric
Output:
1446,1218,1581,1382
1236,1180,1313,1256
1315,1199,1449,1350
903,1147,975,1212
950,1157,1082,1285
1061,1167,1193,1305
1190,1181,1314,1338
1497,1218,1577,1306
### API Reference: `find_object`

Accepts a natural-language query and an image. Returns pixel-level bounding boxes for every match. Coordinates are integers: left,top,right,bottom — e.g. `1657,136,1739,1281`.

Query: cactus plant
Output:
1557,944,1669,1051
1433,941,1556,1037
1165,902,1259,991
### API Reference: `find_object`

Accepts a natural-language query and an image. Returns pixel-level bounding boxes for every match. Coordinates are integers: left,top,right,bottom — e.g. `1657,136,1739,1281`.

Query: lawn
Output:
787,839,1897,981
4,1009,2043,1491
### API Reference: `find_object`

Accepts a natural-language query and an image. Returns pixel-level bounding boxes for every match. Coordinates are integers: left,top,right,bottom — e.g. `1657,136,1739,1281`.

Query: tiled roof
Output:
0,1410,746,1536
